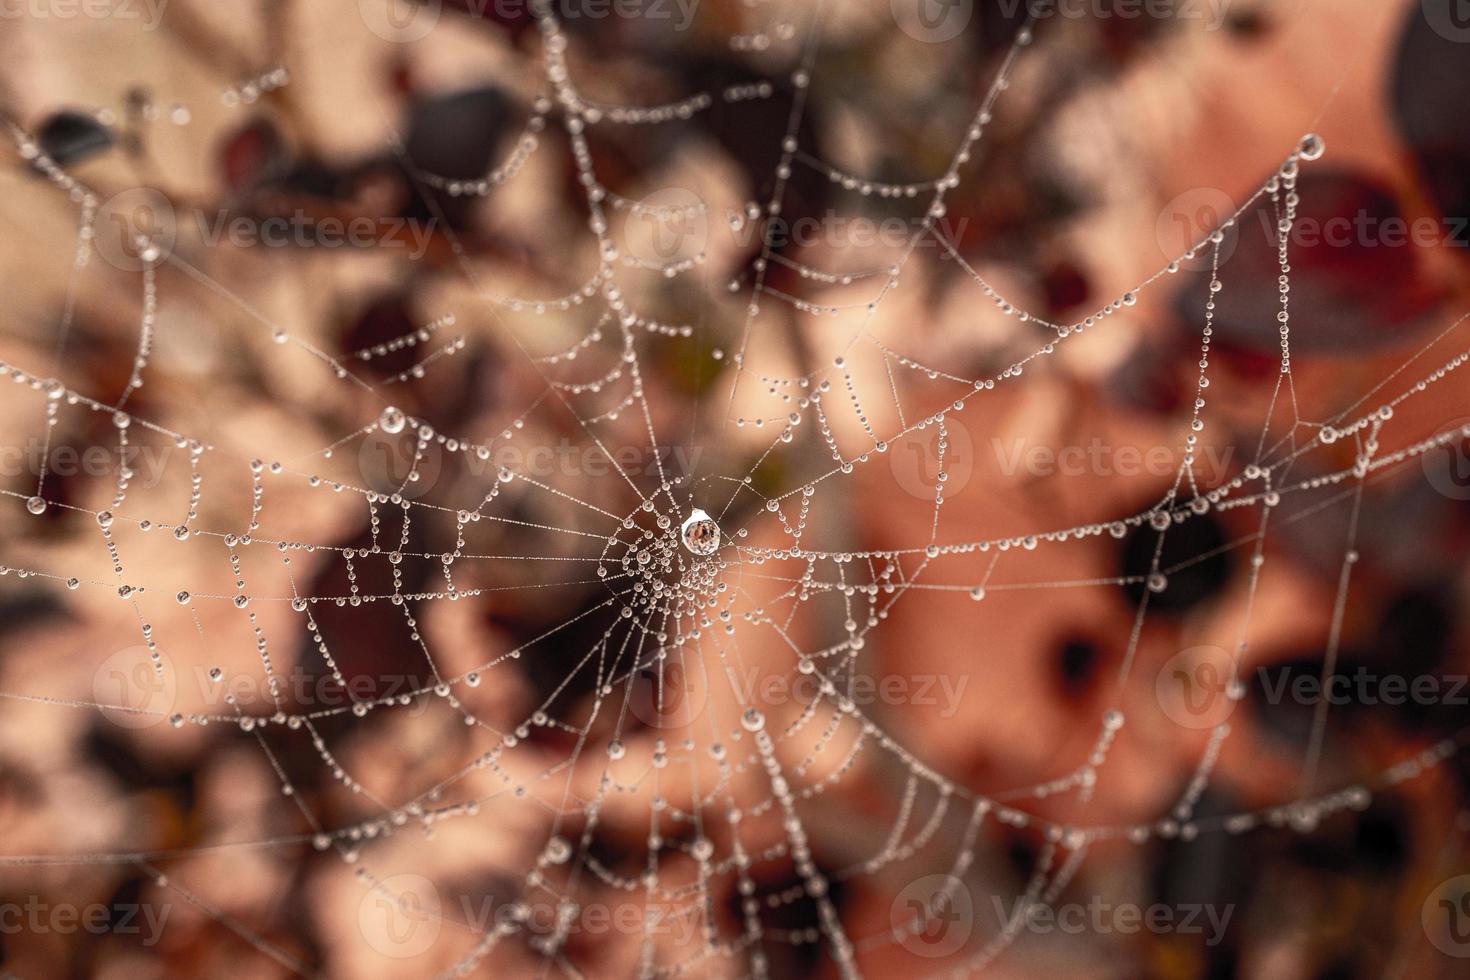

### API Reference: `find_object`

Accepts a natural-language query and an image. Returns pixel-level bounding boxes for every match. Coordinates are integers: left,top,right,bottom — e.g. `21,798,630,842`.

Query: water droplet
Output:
378,406,406,434
25,496,46,515
680,508,720,556
545,836,572,864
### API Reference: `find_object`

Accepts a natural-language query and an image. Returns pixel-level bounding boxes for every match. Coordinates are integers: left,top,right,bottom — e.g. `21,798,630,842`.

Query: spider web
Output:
2,1,1469,977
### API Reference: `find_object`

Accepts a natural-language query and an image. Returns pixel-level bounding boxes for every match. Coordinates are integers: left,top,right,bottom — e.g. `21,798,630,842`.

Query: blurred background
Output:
2,0,1470,977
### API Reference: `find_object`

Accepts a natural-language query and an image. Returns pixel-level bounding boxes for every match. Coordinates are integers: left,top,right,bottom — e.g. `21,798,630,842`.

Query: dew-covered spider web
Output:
3,1,1470,977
